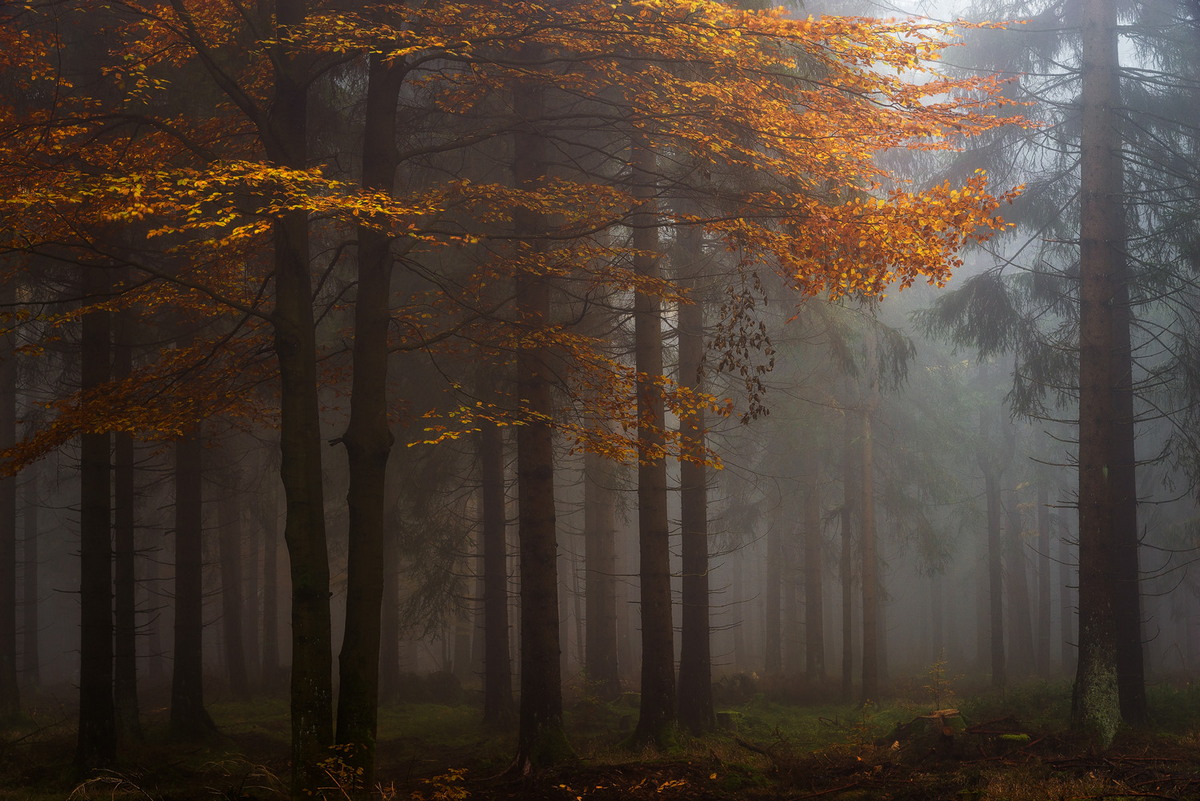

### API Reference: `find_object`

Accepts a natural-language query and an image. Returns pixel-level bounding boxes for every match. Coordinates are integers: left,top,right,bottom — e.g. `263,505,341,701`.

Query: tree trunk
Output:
1036,480,1052,676
218,485,249,699
1112,205,1146,726
764,517,782,675
244,522,261,690
860,338,880,705
481,422,515,726
267,1,334,790
21,468,38,689
75,269,115,773
630,130,675,747
1072,0,1122,747
1005,498,1035,677
677,222,713,733
261,499,282,687
170,428,215,739
840,406,856,702
510,66,570,772
335,52,405,788
0,278,17,722
804,450,825,681
113,308,140,738
583,450,620,700
979,423,1006,689
1059,526,1075,674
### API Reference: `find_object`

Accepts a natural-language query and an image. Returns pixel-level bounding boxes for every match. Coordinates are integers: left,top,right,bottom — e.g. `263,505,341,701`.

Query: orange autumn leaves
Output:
0,0,1024,470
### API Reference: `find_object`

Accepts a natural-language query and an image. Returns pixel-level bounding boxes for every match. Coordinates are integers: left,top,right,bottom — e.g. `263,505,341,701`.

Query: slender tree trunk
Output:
218,485,249,699
261,500,282,687
764,517,782,675
1112,221,1146,725
170,428,215,739
0,279,17,722
1072,0,1122,747
804,450,825,681
267,2,334,790
113,308,140,739
335,53,405,789
1006,499,1035,677
583,450,620,700
244,525,261,690
1059,526,1075,674
630,130,675,747
1036,481,1052,676
783,536,801,674
840,407,856,702
481,423,515,726
677,223,713,733
21,469,38,689
984,443,1003,690
510,64,570,772
860,338,880,705
75,269,115,773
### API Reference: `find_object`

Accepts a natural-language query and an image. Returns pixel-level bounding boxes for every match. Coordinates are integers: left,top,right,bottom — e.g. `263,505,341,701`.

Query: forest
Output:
1,0,1199,799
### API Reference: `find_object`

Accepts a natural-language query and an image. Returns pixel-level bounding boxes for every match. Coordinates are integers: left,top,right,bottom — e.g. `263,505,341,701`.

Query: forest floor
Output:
5,676,1200,800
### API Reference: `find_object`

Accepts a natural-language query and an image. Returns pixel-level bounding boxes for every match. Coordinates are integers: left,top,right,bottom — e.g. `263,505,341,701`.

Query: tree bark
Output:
0,278,17,722
21,467,38,689
1072,0,1122,747
511,66,570,772
1036,480,1052,676
335,52,405,788
630,130,675,747
804,450,825,681
480,423,515,726
860,337,880,705
75,269,115,773
979,414,1006,689
1005,498,1035,677
840,405,856,702
113,308,140,739
266,1,334,790
170,428,215,739
764,516,782,675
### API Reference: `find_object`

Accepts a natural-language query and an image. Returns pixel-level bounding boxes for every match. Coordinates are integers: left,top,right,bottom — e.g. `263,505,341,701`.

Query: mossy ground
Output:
3,676,1200,800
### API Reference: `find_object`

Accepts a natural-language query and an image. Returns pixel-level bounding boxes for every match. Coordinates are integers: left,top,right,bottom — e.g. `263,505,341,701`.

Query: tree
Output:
334,51,406,787
510,55,570,772
1072,0,1123,747
0,277,16,722
677,222,715,733
75,268,115,773
169,427,215,739
480,422,515,727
